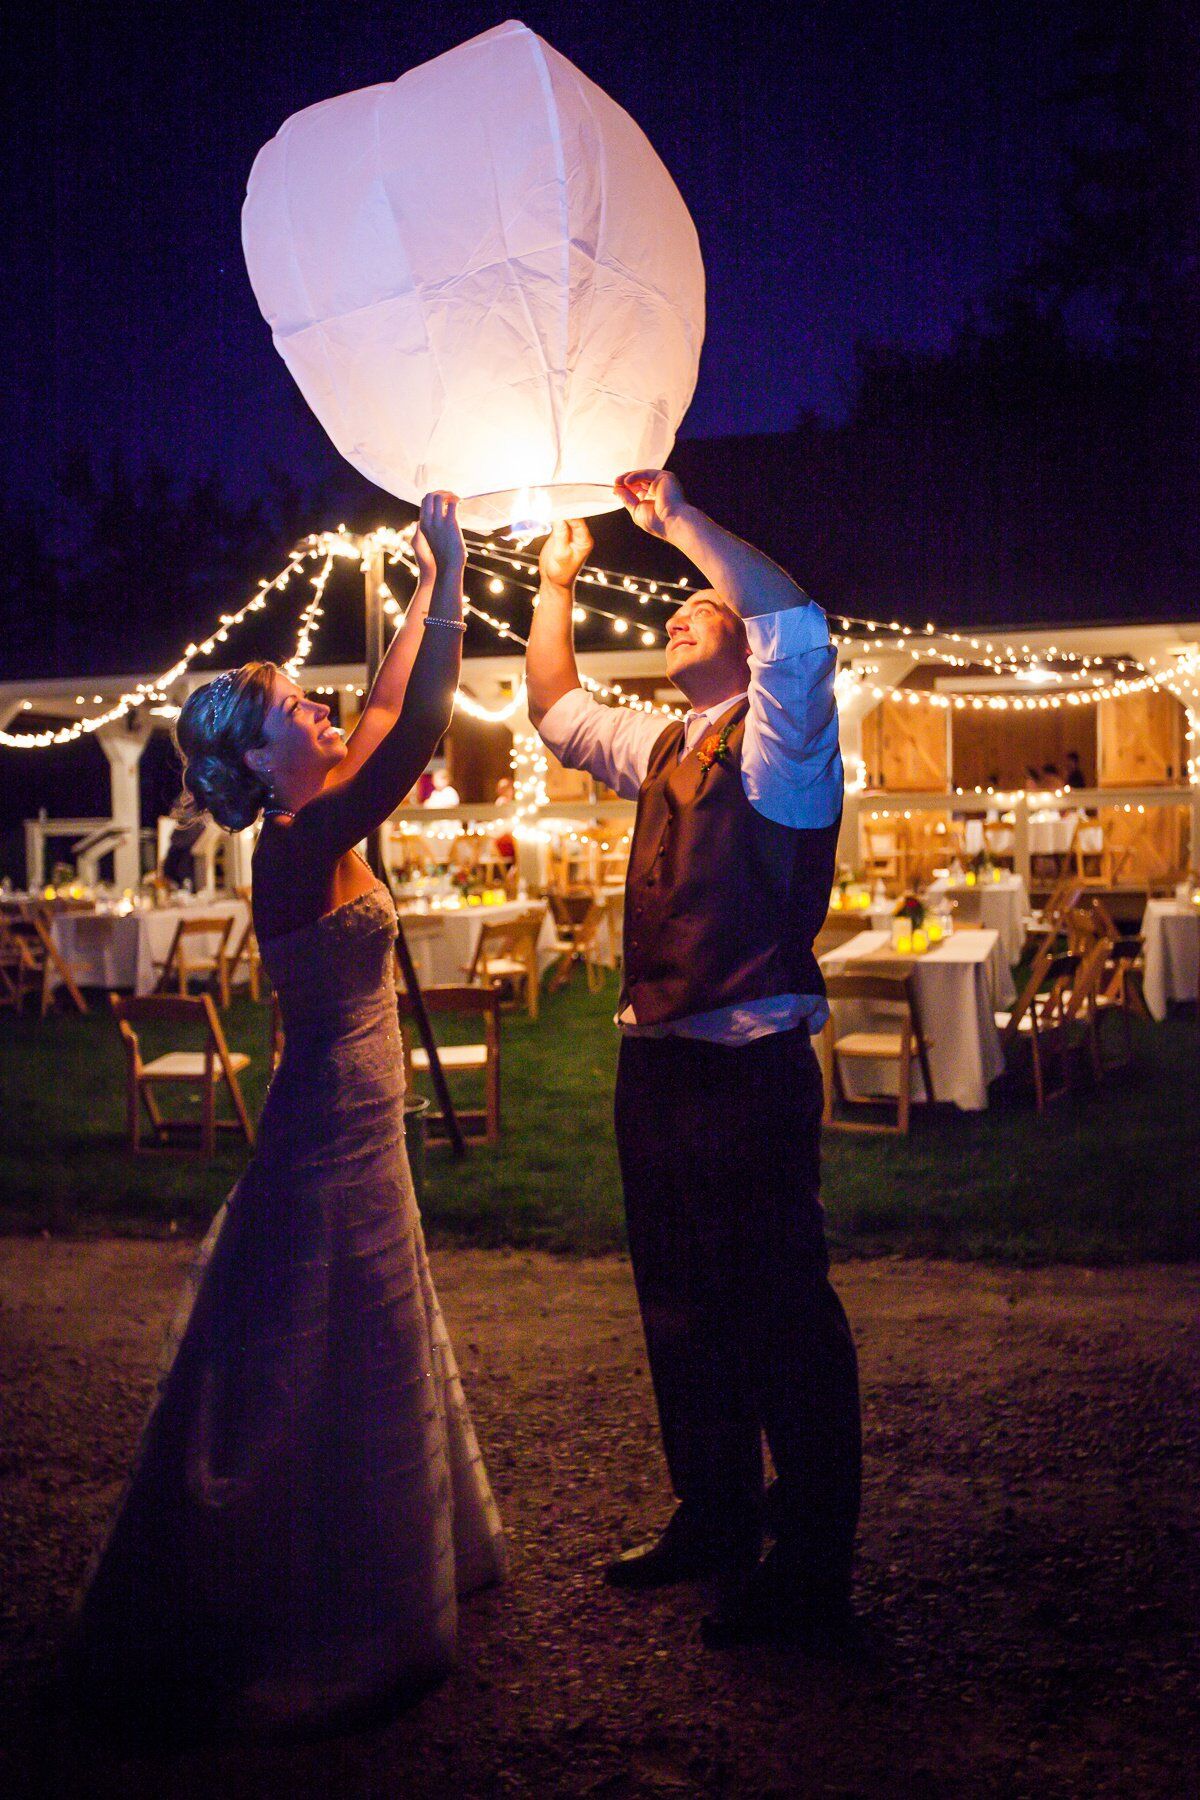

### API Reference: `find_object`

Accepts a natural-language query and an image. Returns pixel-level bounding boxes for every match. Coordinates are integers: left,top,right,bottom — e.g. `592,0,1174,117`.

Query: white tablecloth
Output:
1141,900,1199,1020
1028,815,1079,857
397,901,557,987
820,927,1014,1112
925,875,1029,964
50,899,251,995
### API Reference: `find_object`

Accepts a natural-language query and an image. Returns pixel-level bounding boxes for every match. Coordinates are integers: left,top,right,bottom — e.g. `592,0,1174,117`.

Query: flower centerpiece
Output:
891,892,930,954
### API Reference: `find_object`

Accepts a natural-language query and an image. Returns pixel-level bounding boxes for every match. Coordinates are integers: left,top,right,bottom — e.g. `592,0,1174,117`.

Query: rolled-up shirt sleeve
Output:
742,607,844,828
536,686,669,801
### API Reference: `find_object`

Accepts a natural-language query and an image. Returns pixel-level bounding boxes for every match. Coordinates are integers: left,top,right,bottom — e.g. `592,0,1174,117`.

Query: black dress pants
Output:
614,1026,861,1594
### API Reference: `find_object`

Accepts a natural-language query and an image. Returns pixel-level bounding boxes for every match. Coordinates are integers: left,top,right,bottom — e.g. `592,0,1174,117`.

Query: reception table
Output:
49,897,251,996
396,899,557,987
1141,899,1200,1020
819,927,1015,1112
925,873,1029,964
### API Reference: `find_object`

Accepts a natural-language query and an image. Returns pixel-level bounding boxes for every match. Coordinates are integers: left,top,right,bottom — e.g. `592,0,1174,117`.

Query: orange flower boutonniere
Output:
696,720,734,774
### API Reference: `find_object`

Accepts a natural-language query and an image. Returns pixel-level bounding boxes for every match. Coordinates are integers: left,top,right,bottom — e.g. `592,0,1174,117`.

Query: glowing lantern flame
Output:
505,488,554,545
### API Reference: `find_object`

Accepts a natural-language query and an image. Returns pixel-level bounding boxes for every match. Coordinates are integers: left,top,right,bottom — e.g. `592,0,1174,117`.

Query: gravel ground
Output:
1,1240,1197,1799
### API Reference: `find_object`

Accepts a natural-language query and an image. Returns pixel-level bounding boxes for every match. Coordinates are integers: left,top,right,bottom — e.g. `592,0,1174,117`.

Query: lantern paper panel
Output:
242,19,705,533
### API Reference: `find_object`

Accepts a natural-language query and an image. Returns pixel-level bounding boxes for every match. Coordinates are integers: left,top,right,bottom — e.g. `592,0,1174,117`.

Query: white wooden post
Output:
1012,792,1031,890
98,720,153,890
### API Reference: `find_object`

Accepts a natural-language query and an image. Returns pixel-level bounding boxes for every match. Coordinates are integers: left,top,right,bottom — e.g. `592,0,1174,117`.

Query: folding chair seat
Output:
110,992,254,1156
397,983,502,1146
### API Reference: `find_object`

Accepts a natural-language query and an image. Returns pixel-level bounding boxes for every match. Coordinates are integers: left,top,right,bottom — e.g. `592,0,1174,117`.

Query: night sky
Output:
2,0,1076,517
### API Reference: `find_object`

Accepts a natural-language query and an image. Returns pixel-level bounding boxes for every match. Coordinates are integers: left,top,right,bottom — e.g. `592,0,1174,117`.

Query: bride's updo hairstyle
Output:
173,663,279,831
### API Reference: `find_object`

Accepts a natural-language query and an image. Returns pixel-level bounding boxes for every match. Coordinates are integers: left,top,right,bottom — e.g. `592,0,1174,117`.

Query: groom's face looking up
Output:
664,592,750,711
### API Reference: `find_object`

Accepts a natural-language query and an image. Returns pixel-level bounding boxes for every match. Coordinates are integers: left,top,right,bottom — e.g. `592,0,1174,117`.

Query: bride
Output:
72,492,506,1732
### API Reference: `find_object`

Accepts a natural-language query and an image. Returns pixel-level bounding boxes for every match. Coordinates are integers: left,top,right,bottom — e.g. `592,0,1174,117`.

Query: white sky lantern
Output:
242,19,705,536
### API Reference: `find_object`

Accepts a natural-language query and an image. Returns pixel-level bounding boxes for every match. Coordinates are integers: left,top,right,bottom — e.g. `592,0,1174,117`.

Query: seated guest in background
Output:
1024,763,1044,789
1041,761,1061,787
423,768,461,808
1064,750,1086,789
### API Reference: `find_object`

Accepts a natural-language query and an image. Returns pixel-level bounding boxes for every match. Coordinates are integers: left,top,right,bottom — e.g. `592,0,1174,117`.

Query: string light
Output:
3,516,1196,776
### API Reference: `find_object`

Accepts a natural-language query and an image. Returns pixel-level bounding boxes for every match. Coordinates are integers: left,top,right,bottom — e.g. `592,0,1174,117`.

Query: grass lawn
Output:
0,972,1196,1261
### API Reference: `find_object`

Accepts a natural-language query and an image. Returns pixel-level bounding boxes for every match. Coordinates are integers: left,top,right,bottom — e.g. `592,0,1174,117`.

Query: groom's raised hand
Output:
539,519,593,592
614,469,689,541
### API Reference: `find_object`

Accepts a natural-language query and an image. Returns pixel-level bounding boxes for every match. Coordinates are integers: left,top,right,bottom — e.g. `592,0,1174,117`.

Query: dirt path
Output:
1,1241,1197,1798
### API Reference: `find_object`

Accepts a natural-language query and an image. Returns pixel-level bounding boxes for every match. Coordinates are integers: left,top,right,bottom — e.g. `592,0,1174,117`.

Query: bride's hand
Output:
419,491,465,577
411,521,437,585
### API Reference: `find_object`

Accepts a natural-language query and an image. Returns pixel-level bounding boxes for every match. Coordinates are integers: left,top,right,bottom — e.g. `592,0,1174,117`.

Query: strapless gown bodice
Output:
262,885,398,1035
75,884,506,1729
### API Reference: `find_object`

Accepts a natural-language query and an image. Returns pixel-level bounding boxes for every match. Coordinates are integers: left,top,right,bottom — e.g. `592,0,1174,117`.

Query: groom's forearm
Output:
526,579,583,728
666,504,811,619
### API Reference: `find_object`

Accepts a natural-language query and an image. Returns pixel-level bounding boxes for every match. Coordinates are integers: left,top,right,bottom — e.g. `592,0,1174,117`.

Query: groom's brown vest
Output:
619,698,840,1029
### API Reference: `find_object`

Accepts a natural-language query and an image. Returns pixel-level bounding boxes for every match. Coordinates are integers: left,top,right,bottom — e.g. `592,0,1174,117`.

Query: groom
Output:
525,472,862,1647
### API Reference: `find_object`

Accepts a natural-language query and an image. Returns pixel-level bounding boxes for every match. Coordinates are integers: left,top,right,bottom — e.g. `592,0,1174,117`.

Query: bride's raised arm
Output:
289,491,465,861
333,519,440,781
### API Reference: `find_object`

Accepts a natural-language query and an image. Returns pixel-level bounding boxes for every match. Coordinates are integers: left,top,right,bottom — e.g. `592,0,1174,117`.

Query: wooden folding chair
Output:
0,907,88,1016
1070,818,1113,888
397,983,502,1146
862,825,901,887
995,944,1078,1110
465,906,546,1020
223,913,262,1004
982,821,1016,870
819,970,935,1134
1023,876,1083,960
1063,929,1119,1080
152,915,236,999
545,892,608,993
109,992,254,1156
0,914,40,1011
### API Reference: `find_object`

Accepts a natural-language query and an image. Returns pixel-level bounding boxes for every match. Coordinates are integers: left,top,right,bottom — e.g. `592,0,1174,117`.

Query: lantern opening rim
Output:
460,483,625,537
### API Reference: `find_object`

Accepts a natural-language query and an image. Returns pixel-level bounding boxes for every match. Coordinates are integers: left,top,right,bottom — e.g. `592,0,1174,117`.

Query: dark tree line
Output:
678,0,1199,626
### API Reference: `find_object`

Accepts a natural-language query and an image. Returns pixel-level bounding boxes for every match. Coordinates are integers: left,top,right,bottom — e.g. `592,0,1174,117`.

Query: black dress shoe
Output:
605,1509,722,1590
604,1504,744,1591
700,1548,857,1650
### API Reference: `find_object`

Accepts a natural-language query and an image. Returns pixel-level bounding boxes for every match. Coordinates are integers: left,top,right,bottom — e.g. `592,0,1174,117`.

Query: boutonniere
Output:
696,720,734,773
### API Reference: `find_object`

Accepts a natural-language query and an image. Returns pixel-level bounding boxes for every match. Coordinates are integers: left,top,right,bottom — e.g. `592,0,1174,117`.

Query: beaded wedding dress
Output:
74,885,506,1729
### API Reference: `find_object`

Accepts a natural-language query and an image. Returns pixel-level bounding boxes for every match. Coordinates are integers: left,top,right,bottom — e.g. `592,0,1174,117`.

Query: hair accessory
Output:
423,614,467,633
208,671,238,705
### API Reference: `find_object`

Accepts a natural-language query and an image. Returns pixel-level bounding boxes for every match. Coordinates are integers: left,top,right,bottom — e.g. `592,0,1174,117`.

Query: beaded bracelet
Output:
423,614,467,633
